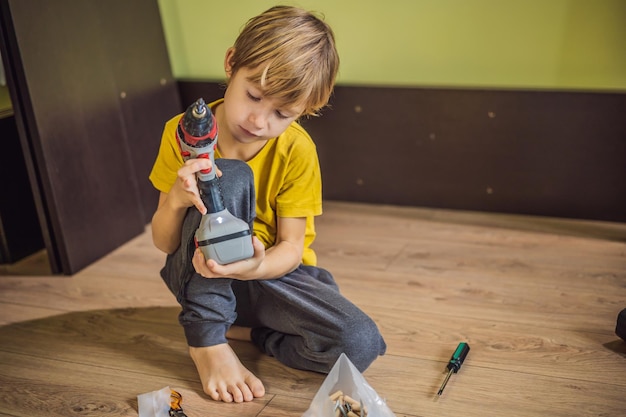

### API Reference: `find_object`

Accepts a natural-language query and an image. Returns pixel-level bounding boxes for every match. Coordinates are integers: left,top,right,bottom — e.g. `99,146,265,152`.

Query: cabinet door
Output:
0,0,180,274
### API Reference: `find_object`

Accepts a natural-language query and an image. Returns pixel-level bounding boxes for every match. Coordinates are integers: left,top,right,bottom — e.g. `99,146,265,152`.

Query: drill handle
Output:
178,134,218,183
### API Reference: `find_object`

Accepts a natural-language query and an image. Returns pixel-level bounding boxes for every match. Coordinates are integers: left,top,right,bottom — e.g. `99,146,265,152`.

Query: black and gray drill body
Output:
176,98,254,264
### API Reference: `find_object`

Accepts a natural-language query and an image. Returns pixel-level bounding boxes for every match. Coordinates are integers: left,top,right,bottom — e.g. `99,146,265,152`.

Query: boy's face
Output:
222,67,304,144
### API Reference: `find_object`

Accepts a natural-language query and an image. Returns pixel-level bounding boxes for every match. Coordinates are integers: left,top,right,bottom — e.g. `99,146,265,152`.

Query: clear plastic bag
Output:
302,353,396,417
137,386,187,417
137,386,171,417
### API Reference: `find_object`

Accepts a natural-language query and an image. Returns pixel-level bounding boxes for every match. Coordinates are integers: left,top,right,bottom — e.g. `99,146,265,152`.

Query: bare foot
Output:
189,343,265,403
226,325,252,342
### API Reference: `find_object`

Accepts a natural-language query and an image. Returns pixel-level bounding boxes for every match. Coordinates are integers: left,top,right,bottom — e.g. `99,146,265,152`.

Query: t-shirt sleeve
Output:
275,138,323,218
149,115,184,193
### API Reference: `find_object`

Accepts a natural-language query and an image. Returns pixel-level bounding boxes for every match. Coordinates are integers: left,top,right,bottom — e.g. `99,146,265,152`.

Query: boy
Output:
149,5,386,403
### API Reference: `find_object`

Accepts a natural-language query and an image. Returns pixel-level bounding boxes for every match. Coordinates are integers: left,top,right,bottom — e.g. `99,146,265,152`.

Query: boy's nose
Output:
248,112,266,130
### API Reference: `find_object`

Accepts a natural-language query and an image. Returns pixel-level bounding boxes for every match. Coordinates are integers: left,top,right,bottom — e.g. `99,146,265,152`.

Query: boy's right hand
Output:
152,157,223,255
170,158,222,215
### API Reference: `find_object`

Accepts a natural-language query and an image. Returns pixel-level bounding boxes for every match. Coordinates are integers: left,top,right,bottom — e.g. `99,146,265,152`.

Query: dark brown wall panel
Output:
178,81,225,109
180,81,626,223
305,87,626,223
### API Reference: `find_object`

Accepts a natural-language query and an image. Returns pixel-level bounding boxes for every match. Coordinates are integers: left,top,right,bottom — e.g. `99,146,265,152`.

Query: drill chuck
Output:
179,98,217,146
177,98,220,184
176,98,254,264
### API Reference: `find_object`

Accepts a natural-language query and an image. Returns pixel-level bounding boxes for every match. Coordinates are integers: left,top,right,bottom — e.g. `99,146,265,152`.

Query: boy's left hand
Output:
192,236,266,280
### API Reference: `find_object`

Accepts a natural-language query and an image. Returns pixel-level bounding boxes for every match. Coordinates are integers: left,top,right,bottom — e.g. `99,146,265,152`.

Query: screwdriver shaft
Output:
437,369,453,395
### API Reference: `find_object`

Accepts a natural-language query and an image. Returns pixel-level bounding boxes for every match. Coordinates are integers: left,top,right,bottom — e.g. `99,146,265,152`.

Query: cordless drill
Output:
176,98,254,264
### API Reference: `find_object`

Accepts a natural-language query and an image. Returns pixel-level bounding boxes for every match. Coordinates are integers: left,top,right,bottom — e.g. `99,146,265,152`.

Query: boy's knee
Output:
216,158,253,182
335,315,386,372
214,159,256,225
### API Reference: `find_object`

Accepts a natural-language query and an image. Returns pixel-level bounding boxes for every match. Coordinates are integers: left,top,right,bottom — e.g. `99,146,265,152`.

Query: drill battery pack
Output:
617,308,626,342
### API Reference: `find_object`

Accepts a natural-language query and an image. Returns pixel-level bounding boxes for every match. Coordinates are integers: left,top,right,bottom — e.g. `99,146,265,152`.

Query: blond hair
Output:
228,5,339,116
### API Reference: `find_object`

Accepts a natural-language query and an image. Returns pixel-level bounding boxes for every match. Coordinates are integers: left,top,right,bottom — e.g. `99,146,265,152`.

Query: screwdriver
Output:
437,342,470,396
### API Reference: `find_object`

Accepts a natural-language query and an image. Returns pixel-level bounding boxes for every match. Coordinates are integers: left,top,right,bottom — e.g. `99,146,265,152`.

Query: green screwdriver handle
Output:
446,342,470,373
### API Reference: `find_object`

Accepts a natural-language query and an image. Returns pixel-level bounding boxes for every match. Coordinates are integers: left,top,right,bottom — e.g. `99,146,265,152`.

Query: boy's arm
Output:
151,192,187,254
262,216,306,275
192,216,306,280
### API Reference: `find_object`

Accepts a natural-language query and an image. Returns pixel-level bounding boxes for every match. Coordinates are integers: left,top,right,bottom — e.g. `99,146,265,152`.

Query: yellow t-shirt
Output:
149,99,322,266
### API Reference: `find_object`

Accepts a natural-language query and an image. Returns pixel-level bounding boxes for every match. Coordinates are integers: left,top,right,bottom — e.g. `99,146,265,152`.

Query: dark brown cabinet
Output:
0,0,181,274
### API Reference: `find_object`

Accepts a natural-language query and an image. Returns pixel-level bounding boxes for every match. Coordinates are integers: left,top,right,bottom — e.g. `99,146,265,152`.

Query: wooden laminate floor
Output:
0,201,625,417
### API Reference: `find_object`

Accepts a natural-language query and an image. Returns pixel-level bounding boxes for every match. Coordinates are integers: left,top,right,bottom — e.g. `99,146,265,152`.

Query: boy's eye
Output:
247,91,260,102
275,110,289,119
246,88,294,120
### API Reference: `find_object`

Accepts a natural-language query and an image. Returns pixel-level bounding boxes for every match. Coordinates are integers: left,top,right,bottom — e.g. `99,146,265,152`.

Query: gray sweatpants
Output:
160,159,386,373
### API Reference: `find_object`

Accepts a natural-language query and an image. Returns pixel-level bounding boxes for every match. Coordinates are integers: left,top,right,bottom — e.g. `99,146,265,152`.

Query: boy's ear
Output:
224,47,235,77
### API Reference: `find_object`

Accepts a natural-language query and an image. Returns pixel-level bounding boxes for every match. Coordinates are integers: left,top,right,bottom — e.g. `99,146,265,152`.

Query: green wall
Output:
0,86,11,113
2,0,623,113
157,0,626,91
